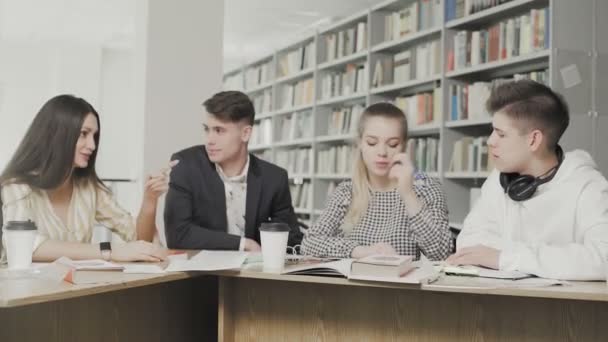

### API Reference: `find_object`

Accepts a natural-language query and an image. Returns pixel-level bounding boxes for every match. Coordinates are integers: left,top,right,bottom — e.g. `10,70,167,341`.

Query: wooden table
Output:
0,269,218,341
216,265,608,342
2,263,608,342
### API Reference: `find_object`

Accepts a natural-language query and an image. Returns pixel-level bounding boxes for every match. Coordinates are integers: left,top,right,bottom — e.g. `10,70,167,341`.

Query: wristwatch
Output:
100,242,112,261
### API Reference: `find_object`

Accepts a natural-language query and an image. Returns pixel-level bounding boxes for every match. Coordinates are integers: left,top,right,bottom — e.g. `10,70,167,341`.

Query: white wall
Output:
136,0,224,244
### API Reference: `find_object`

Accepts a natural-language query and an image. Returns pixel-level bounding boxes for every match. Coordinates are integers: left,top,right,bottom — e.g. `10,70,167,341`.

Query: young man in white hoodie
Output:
447,79,608,280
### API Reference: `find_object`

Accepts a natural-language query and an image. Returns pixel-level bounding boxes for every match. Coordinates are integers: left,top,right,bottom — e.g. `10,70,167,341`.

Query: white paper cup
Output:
4,220,37,270
259,222,290,272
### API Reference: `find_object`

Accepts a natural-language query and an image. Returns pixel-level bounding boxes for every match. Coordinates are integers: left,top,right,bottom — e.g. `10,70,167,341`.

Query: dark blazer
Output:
164,145,303,250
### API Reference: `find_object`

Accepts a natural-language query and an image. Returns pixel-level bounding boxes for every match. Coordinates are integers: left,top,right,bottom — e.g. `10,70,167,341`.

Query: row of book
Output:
324,22,368,63
317,145,354,174
246,61,273,89
251,118,273,146
372,40,441,88
223,73,244,91
320,63,367,100
290,182,312,209
325,104,364,137
407,137,439,173
448,70,549,121
276,148,313,174
383,0,442,42
275,111,313,142
449,136,494,173
277,41,315,78
280,78,314,109
394,87,442,127
445,0,513,22
447,8,550,71
251,89,272,114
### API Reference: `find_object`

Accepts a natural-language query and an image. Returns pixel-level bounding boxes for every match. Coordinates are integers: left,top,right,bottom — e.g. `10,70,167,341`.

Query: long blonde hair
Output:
342,103,409,233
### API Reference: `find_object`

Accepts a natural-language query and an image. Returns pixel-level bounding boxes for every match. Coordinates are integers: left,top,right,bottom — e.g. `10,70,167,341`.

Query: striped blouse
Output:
1,181,136,255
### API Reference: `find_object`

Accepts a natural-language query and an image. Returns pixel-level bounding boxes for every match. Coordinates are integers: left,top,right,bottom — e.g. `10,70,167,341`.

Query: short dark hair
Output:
203,91,255,125
486,79,569,149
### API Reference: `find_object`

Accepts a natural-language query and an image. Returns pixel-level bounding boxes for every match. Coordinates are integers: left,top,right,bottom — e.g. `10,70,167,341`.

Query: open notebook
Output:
282,256,439,284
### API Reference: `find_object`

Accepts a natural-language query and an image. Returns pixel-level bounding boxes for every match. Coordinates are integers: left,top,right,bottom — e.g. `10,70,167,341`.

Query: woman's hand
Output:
112,240,169,262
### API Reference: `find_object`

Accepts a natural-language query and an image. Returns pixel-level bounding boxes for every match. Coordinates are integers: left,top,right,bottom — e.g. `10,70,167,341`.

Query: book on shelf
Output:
470,187,482,209
406,137,439,173
321,63,367,99
245,61,272,89
275,110,313,142
223,72,244,91
395,87,441,127
383,0,441,42
326,104,364,136
251,88,272,114
393,50,412,84
374,39,440,89
448,136,494,173
317,145,353,174
447,7,550,72
251,118,273,146
276,148,313,174
277,41,315,78
324,21,368,63
280,78,314,109
445,0,515,22
290,181,312,209
372,57,394,88
448,70,548,122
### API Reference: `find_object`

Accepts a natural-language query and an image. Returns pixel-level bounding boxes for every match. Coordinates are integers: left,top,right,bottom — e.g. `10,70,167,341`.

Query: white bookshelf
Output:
223,0,601,225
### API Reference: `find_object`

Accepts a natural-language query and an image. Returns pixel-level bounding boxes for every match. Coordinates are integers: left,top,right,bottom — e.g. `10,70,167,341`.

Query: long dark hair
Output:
0,94,106,190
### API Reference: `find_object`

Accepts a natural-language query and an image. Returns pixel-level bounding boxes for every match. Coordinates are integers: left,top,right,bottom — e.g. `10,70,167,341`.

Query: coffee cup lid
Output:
4,220,37,231
259,222,290,232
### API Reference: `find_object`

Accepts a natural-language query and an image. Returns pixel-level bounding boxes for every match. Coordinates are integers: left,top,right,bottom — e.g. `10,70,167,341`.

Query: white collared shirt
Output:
216,156,249,251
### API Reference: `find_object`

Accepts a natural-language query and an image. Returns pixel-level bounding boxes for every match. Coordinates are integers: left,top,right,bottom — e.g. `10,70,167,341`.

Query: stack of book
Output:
324,22,368,62
407,137,439,173
277,41,315,78
383,0,442,42
449,136,494,173
447,7,550,71
395,87,442,127
320,63,368,99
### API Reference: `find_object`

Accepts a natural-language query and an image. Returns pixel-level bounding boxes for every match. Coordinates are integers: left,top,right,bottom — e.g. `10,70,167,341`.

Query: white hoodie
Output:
457,150,608,280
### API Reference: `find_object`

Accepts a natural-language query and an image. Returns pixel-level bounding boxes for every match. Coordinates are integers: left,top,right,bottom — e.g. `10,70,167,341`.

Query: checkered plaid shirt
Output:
301,175,452,260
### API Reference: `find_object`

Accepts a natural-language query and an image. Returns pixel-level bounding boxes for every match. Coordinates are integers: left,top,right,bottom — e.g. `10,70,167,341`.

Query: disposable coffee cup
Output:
259,222,290,272
4,220,37,270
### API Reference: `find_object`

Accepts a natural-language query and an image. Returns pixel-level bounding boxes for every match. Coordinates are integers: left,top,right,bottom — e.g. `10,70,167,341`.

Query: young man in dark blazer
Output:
164,91,302,251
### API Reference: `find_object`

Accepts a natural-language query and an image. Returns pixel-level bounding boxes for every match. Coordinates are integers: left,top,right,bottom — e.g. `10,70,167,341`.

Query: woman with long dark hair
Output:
1,94,173,262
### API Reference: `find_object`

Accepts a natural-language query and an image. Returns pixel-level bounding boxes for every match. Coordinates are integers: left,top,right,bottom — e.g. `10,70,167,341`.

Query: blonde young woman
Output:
301,103,452,260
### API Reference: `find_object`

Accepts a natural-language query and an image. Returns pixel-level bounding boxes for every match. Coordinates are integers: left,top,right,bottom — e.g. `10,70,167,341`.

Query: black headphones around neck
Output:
499,145,564,202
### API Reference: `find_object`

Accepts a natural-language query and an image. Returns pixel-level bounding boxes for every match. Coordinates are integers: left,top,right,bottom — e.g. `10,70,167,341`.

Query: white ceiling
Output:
223,0,383,72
